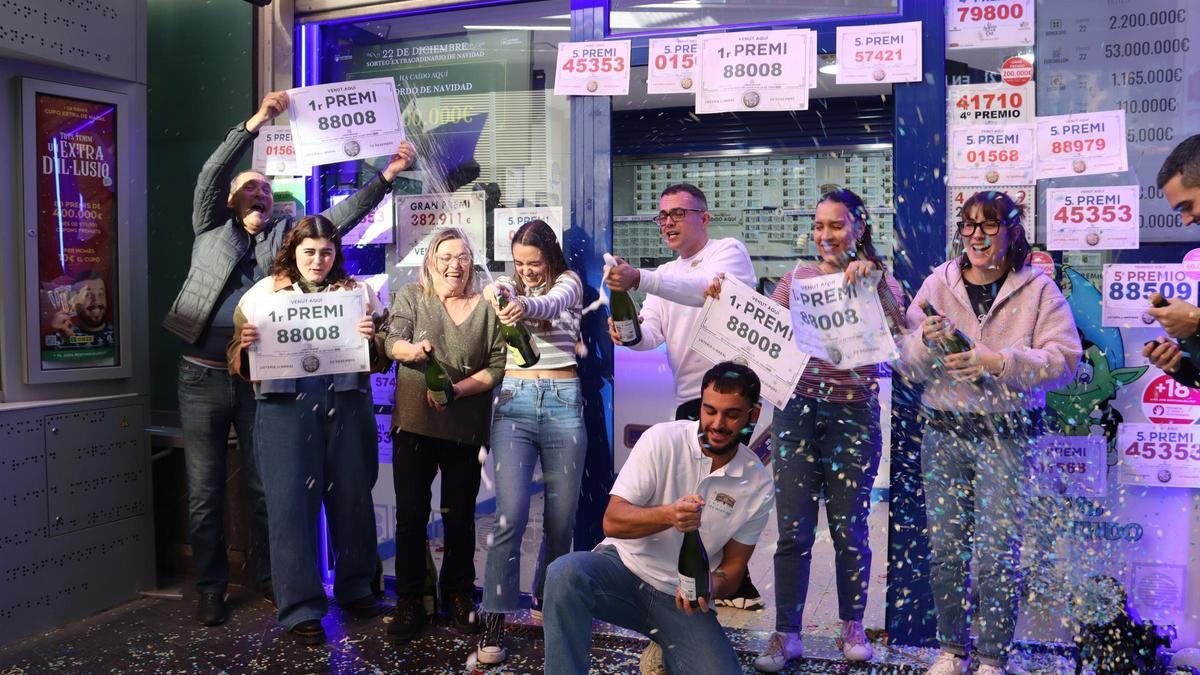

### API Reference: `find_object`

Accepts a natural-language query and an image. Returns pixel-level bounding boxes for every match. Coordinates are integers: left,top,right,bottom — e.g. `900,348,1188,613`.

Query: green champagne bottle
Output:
677,529,710,609
920,300,974,354
496,280,540,368
605,252,642,346
1152,293,1200,358
426,354,450,406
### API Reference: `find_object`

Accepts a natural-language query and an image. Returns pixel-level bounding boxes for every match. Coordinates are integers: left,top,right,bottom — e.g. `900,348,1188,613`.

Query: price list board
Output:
1037,2,1200,243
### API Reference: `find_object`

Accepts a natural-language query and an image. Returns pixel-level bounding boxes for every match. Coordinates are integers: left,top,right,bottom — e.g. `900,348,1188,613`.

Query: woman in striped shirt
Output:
754,189,906,671
476,219,585,666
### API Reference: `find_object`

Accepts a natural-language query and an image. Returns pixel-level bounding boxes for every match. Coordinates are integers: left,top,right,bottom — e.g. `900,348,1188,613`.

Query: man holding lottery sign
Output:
162,89,415,628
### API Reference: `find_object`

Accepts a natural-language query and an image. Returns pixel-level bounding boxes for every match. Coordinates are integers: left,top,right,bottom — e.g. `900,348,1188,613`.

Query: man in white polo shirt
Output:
607,182,764,610
542,362,775,674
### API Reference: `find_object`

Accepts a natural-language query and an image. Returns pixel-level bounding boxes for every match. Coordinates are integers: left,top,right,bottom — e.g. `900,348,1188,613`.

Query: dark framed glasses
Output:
956,219,1003,236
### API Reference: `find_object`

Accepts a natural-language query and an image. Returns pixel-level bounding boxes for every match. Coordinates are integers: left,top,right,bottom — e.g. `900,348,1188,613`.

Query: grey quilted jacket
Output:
162,124,391,344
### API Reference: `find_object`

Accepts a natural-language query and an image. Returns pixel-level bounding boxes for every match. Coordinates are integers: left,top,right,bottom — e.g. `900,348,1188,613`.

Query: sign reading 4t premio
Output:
1032,435,1107,499
948,82,1034,125
1118,423,1200,488
553,40,631,96
493,207,563,262
787,271,898,370
1035,110,1128,179
696,29,814,114
1101,264,1197,327
287,77,405,169
249,290,370,381
835,21,922,84
1046,186,1139,251
687,275,809,410
946,0,1034,48
947,124,1035,185
394,192,486,267
648,37,698,94
251,126,300,176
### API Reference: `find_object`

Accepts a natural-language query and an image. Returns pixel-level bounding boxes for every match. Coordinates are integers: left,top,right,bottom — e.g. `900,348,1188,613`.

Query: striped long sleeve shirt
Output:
500,272,583,370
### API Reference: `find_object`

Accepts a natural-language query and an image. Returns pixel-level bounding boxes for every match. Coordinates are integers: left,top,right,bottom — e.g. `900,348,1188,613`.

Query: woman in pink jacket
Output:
899,190,1081,675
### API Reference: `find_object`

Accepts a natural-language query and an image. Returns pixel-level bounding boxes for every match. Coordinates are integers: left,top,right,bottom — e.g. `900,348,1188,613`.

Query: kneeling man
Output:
543,362,774,673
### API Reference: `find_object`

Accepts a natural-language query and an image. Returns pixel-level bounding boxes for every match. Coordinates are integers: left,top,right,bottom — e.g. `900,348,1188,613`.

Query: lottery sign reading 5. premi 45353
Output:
1118,423,1200,489
287,77,405,169
1101,264,1197,327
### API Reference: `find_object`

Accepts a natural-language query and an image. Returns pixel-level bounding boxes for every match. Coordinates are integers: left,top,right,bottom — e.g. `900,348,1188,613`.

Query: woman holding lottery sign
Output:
898,190,1080,675
384,228,506,643
707,189,905,670
227,215,389,646
474,219,586,666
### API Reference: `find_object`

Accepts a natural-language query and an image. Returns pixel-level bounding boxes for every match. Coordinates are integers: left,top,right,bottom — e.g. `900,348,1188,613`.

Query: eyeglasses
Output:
435,253,472,266
956,220,1003,236
653,207,706,226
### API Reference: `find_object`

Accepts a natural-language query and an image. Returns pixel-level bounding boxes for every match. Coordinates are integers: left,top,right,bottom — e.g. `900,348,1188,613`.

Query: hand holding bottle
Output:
942,342,1003,382
667,494,705,532
393,339,432,364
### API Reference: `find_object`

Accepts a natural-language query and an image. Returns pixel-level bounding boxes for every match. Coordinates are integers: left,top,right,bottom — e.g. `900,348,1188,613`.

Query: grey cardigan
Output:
162,123,391,344
385,284,506,447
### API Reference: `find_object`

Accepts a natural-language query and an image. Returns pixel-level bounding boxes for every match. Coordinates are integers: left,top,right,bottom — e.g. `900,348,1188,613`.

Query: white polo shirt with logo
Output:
601,419,775,596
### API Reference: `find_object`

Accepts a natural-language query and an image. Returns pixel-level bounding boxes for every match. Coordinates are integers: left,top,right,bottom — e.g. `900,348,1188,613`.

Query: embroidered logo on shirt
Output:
709,492,736,516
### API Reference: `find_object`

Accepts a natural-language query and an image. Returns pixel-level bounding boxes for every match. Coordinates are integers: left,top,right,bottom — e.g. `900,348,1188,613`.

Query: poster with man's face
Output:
34,93,118,368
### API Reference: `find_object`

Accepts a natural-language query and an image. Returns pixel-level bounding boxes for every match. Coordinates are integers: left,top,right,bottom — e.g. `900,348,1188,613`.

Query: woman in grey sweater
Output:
384,228,506,643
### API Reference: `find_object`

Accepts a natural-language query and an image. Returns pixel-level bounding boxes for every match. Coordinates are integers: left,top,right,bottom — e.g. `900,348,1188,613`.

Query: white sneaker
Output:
753,631,804,672
925,651,968,675
975,665,1005,675
639,641,666,675
837,620,874,662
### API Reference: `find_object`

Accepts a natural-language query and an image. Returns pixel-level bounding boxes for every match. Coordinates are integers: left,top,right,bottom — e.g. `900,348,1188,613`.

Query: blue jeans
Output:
921,426,1033,667
771,394,881,632
483,377,586,613
177,357,270,594
254,376,379,628
544,546,742,674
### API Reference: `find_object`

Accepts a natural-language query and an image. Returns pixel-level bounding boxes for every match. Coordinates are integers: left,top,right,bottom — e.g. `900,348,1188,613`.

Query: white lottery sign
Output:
835,21,922,85
553,40,631,96
492,207,564,262
333,192,394,246
1101,264,1197,327
696,29,813,114
787,271,898,370
287,77,405,169
947,185,1033,251
948,82,1034,126
947,124,1035,185
1035,110,1128,179
687,275,809,410
1032,435,1107,499
1046,186,1139,251
1118,423,1200,489
251,126,300,176
249,290,370,381
393,192,486,267
946,0,1034,48
648,37,698,94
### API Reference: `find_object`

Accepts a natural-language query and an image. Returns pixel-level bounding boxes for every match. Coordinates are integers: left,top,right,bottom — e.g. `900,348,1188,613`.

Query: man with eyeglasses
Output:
605,182,761,612
1142,135,1200,388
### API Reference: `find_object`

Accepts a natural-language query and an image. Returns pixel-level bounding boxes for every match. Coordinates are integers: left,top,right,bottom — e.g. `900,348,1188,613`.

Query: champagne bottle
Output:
1152,293,1200,357
920,300,974,354
677,529,710,608
604,253,642,346
425,354,450,406
496,279,540,368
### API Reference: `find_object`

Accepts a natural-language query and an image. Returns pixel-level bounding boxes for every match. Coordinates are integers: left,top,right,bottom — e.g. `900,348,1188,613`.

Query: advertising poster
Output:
34,93,119,370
